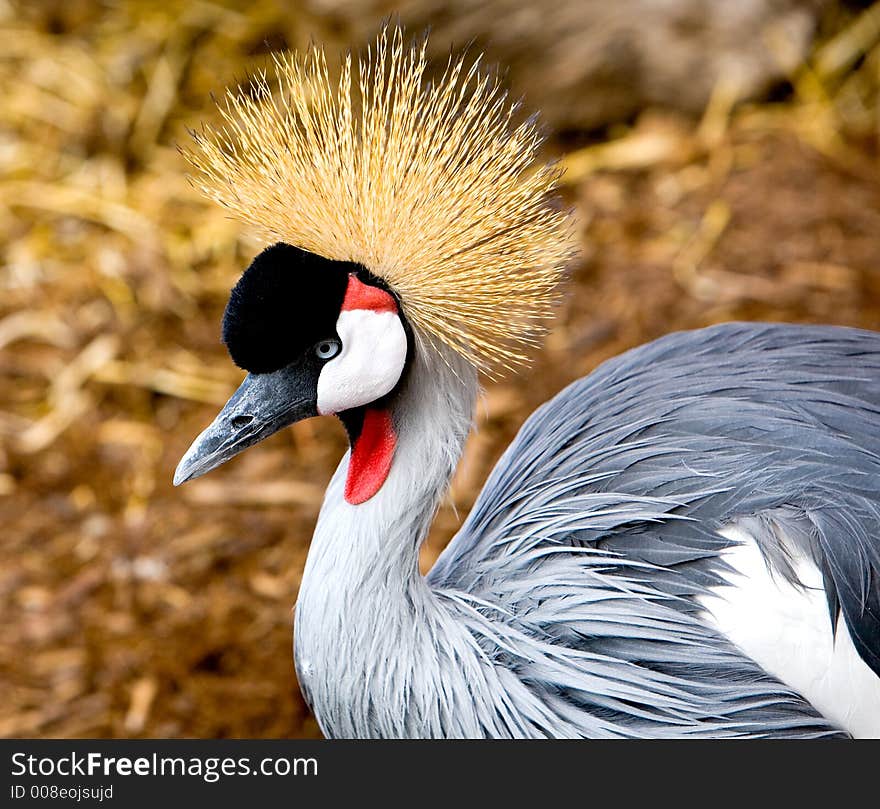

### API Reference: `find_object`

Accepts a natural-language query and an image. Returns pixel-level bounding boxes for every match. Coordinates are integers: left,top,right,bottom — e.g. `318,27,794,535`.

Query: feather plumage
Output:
184,25,576,374
296,323,880,737
180,26,880,738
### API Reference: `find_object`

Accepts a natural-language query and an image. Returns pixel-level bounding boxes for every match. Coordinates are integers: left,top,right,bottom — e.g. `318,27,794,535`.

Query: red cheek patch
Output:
341,274,398,314
345,407,396,505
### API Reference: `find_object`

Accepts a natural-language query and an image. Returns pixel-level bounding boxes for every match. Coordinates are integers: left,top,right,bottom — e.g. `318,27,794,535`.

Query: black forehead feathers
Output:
222,243,360,374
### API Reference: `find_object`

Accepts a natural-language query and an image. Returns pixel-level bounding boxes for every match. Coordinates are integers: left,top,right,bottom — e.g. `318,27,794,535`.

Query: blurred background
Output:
1,0,879,738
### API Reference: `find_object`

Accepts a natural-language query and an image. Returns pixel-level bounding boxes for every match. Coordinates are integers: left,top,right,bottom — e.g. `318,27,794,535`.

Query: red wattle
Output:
345,408,396,505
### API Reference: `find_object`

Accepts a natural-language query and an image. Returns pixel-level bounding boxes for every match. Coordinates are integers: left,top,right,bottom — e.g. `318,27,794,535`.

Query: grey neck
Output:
293,341,478,736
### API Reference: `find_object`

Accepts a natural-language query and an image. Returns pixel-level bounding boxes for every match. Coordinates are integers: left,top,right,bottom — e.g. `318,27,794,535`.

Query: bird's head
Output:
174,243,413,501
174,25,575,503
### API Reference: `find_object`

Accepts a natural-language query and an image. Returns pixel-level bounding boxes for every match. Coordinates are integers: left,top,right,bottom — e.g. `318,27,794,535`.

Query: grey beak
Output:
173,365,318,486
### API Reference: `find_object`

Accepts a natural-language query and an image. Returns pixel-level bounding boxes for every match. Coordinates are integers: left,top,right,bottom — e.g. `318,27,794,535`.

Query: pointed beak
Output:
173,364,318,486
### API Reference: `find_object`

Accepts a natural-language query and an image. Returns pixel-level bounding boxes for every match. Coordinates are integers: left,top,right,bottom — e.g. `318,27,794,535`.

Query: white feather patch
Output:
316,309,407,415
698,524,880,738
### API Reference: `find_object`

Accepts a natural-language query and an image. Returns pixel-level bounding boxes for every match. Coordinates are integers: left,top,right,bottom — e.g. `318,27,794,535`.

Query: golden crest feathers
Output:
185,25,576,374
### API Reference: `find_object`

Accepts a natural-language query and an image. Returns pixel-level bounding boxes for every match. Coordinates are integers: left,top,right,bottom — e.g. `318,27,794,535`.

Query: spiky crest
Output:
184,25,576,374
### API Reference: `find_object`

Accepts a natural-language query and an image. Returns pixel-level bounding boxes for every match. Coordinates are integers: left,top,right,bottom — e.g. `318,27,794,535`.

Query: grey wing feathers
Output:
430,322,880,691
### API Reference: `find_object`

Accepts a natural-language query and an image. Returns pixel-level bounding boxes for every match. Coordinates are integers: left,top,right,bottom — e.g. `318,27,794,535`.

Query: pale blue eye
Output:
315,338,341,360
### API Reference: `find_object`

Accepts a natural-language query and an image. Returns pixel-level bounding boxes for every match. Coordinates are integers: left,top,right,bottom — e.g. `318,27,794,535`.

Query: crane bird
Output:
174,27,880,738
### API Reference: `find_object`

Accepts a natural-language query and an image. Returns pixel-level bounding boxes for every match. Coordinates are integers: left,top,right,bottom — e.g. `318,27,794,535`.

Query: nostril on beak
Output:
231,414,253,430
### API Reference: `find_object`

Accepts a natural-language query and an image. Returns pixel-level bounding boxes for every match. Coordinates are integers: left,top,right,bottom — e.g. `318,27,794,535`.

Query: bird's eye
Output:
315,338,341,360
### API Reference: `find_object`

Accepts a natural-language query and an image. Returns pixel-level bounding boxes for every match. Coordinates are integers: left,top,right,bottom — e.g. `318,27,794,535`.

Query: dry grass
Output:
1,1,879,738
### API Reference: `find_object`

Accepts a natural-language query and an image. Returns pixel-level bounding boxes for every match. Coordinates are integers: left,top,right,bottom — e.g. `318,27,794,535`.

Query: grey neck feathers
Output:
293,340,478,737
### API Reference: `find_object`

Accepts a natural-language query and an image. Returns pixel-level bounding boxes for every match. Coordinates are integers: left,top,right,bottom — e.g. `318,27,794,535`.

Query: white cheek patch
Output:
316,309,407,415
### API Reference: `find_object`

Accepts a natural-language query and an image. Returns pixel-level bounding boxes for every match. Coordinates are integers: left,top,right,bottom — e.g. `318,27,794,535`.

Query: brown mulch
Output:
1,2,879,738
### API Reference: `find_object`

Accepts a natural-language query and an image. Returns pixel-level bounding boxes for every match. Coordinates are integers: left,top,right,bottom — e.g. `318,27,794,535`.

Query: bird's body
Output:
175,27,880,738
295,322,880,738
